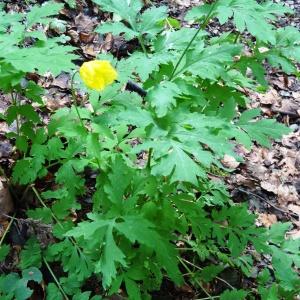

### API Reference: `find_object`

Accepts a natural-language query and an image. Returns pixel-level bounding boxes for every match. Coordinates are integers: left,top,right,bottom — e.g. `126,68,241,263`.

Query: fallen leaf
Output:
222,154,240,169
258,213,277,227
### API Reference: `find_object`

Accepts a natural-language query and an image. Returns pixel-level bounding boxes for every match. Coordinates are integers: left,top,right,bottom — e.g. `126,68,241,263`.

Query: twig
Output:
0,214,15,246
237,188,298,218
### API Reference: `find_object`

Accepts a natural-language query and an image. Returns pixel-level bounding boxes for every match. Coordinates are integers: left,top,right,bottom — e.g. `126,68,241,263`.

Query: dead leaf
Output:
277,184,299,204
51,73,70,90
288,204,300,219
259,88,280,105
222,154,240,169
258,213,277,227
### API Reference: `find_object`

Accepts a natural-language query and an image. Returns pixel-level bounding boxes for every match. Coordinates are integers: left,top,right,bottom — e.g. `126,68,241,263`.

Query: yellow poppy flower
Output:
79,60,118,91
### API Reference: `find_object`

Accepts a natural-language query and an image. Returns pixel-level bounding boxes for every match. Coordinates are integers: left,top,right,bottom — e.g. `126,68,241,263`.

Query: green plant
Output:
0,0,299,299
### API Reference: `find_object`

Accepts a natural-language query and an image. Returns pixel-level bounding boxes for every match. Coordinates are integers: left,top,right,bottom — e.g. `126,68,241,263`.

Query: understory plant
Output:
0,0,300,299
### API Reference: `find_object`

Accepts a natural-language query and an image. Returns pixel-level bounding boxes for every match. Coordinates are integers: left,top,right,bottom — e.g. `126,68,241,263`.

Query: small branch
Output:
237,188,298,218
0,214,15,246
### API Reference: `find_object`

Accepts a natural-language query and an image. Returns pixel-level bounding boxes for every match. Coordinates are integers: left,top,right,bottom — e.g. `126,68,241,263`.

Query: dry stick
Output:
237,188,298,218
177,256,213,299
169,1,218,80
0,214,15,247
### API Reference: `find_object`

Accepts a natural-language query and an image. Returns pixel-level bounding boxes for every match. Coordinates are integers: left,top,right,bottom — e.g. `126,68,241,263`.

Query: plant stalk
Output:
43,257,69,300
169,1,218,80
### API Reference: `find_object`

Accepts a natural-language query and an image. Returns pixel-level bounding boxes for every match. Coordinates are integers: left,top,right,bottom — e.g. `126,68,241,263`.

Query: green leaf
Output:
186,1,291,43
138,6,167,36
6,104,40,125
26,1,64,27
199,265,224,283
27,207,52,224
124,277,141,300
92,0,142,26
146,81,180,117
4,42,77,76
151,141,205,185
22,267,42,283
46,283,63,300
238,119,290,148
0,244,10,262
259,284,278,300
95,223,127,288
268,222,291,244
19,237,41,269
220,289,248,300
176,44,241,80
24,81,44,104
104,156,132,204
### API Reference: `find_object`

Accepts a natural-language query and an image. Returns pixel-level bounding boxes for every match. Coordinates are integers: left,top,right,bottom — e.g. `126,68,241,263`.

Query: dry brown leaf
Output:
259,88,280,105
257,213,277,227
288,204,300,219
277,184,299,204
222,154,240,169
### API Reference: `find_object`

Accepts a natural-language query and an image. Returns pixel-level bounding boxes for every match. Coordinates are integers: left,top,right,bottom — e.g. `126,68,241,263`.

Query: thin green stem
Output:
70,71,86,131
0,214,15,246
147,148,153,169
32,186,61,226
181,257,235,290
31,186,90,265
169,1,218,80
43,257,69,300
177,256,213,299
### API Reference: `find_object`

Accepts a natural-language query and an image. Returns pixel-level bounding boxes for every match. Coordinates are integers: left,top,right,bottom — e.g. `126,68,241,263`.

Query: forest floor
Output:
0,0,299,299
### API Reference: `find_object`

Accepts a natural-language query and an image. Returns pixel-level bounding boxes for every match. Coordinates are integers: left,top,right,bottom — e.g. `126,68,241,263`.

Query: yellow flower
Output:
79,60,117,91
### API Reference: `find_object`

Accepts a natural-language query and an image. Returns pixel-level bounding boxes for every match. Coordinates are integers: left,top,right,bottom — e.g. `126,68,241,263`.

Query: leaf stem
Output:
147,148,153,169
169,1,218,80
177,256,213,299
180,257,235,290
43,257,69,300
31,185,90,265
